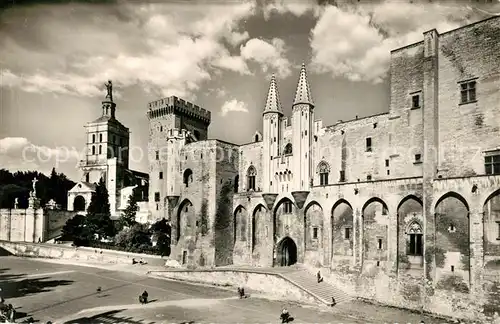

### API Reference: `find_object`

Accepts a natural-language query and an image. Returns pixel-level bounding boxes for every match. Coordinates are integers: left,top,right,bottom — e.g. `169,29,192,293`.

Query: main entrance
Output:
277,236,297,266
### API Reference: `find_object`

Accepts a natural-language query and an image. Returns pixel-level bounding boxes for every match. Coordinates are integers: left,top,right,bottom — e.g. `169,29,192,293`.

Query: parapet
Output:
147,95,211,124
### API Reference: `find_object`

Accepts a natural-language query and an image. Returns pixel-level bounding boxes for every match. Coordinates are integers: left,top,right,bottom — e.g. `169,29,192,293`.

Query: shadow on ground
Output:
63,310,155,324
0,268,73,299
0,247,13,256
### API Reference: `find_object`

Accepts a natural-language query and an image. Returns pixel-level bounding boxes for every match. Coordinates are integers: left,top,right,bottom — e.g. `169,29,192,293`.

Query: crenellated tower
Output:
147,96,211,221
262,74,284,193
291,63,314,191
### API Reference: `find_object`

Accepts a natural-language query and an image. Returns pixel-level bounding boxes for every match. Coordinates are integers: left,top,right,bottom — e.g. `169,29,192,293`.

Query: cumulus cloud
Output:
309,1,498,83
240,38,291,78
0,2,258,99
262,0,320,19
0,137,82,172
220,99,249,116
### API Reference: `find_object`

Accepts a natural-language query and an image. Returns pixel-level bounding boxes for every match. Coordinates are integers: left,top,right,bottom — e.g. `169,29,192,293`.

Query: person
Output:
280,308,290,323
331,296,336,306
317,271,323,283
238,287,245,299
140,290,148,304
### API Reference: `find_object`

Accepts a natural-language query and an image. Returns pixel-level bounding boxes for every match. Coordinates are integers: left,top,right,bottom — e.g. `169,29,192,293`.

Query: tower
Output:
262,74,284,193
147,96,211,221
291,63,314,190
78,80,130,216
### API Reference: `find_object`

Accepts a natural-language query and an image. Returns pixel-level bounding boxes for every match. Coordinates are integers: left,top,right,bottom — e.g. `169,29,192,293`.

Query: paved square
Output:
0,257,452,323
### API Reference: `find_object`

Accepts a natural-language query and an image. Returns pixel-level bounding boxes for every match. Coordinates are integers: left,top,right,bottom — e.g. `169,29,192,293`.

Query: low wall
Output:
150,269,318,305
0,241,166,266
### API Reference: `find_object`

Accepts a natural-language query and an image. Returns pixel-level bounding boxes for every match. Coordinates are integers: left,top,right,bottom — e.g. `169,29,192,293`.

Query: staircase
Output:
280,269,353,306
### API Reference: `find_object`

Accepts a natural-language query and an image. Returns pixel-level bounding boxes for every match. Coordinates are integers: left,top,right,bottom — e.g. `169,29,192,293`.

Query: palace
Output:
69,16,500,319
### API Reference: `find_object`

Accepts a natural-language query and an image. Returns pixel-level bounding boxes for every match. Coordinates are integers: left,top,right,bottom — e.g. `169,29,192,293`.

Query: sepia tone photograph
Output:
1,0,500,323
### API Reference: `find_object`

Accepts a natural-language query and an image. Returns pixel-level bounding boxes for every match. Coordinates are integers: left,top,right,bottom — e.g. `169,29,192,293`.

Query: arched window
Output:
255,134,259,142
284,143,292,155
99,134,103,142
92,134,96,143
247,166,256,191
183,169,193,187
317,161,330,186
406,221,423,256
99,145,102,154
92,145,96,155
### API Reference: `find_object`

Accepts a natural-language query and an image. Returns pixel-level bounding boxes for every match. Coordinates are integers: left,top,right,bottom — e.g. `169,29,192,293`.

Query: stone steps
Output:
281,269,353,306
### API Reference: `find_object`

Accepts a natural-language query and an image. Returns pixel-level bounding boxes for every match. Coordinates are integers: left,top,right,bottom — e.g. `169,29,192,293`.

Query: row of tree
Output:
61,177,171,256
0,168,75,209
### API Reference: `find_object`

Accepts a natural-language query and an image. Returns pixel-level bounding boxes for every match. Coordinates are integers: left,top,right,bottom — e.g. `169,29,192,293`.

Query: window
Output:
451,265,455,272
313,227,318,239
234,175,239,193
154,192,160,202
183,169,193,187
378,238,383,249
255,134,259,142
460,80,476,104
373,122,377,129
284,143,292,155
366,137,372,152
339,170,345,182
85,174,90,182
247,166,256,191
284,201,293,213
387,170,390,175
367,174,372,181
99,145,102,154
485,155,500,175
317,161,330,186
159,172,163,179
156,151,159,160
99,134,103,142
497,222,500,239
412,94,420,109
407,221,423,256
415,154,422,163
385,159,389,167
92,146,96,155
92,134,96,143
274,137,276,142
160,126,163,132
344,227,351,240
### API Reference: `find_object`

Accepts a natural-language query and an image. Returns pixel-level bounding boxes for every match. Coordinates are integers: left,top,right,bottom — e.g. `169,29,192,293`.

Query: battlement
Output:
147,96,211,124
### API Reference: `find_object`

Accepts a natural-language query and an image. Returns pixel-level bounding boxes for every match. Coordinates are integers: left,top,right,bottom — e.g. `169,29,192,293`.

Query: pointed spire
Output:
263,74,283,115
293,63,314,107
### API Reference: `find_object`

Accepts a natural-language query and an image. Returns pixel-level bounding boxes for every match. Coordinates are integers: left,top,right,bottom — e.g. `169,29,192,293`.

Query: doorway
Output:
277,236,298,266
182,251,188,265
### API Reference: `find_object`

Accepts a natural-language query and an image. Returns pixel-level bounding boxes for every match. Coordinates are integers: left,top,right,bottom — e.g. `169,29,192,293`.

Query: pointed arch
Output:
274,197,295,243
332,199,352,213
233,205,247,243
304,201,323,252
397,194,423,211
183,169,193,188
434,191,469,212
252,204,266,251
406,220,423,234
177,199,193,241
331,199,354,257
246,166,256,191
362,197,389,215
396,195,424,271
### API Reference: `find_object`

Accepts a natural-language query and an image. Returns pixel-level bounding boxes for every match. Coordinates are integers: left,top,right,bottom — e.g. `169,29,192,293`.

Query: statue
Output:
31,177,38,197
104,80,113,102
14,198,18,209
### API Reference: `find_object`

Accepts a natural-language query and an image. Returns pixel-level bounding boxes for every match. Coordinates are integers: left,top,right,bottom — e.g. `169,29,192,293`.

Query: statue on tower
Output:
104,80,113,102
31,177,38,198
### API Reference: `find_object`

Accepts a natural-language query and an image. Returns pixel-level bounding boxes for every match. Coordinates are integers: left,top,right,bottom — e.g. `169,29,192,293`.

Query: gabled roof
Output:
68,181,96,193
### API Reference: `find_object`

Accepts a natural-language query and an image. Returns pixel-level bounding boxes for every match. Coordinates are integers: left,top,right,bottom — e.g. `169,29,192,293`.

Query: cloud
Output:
309,1,498,83
220,99,249,116
0,137,82,173
0,2,258,99
262,0,320,19
240,38,291,78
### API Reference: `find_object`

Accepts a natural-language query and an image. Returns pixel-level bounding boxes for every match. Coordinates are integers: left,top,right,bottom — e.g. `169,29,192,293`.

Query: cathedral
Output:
68,16,500,318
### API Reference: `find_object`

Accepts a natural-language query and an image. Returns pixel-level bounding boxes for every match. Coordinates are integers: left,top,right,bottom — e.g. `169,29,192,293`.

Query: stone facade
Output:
146,16,500,320
67,82,149,219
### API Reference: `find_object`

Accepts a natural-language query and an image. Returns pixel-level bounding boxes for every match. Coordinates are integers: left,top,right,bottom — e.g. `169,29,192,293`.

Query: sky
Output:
1,0,500,182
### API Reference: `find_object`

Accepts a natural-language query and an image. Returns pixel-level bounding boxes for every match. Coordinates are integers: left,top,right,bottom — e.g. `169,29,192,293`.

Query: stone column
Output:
388,205,399,276
469,208,485,296
292,191,310,264
354,207,363,271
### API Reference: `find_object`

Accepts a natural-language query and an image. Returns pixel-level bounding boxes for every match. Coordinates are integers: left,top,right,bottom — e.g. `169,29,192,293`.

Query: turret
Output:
291,63,314,190
262,74,283,193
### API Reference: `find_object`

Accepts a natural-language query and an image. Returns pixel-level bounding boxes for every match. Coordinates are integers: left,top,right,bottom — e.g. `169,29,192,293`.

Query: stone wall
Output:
0,241,164,266
150,269,317,304
0,208,75,243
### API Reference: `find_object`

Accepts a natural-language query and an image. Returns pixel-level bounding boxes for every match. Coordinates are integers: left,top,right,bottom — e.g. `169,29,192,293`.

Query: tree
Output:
120,193,138,228
114,223,151,251
61,214,90,246
150,218,171,257
85,177,116,241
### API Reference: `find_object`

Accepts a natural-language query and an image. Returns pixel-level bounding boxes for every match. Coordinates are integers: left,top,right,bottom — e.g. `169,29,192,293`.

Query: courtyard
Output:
0,256,454,323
